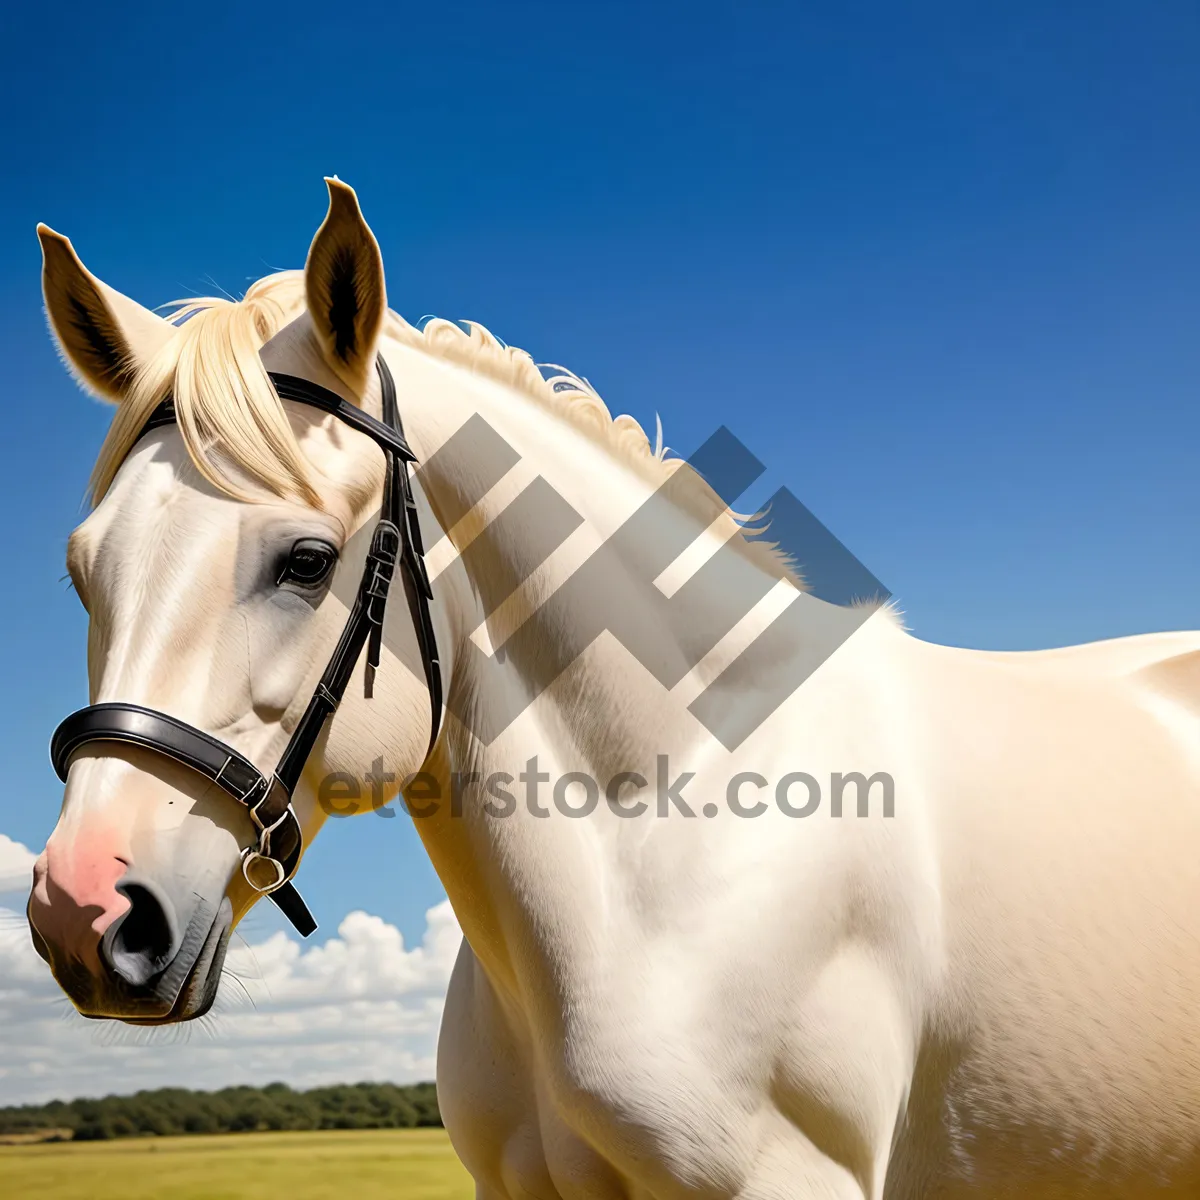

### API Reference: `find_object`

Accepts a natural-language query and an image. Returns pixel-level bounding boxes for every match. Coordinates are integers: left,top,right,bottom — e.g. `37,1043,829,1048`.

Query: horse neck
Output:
399,342,768,763
384,338,802,985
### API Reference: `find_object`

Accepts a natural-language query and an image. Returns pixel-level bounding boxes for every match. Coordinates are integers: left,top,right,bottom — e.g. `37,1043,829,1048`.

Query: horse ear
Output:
304,178,386,395
37,224,175,403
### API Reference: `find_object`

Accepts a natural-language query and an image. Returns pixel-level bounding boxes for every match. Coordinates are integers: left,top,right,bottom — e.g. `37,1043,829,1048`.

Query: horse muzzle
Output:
28,866,233,1023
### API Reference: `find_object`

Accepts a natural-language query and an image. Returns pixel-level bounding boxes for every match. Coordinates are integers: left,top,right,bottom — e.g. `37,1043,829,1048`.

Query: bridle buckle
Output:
364,521,401,626
214,755,267,805
248,791,290,837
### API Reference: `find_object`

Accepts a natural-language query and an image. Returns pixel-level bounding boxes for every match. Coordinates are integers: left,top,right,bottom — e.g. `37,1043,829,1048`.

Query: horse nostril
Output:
100,881,180,988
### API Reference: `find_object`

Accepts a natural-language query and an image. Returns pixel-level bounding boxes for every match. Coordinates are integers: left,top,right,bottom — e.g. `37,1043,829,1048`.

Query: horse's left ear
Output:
38,224,176,403
304,178,386,396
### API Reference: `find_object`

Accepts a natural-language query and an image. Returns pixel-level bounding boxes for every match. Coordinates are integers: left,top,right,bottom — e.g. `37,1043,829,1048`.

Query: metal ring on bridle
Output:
241,851,288,894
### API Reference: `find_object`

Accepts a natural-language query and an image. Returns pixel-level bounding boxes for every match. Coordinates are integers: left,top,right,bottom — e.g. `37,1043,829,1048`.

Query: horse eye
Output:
278,539,338,588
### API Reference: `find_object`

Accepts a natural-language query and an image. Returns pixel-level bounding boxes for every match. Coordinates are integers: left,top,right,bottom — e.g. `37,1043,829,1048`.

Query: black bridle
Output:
49,357,443,938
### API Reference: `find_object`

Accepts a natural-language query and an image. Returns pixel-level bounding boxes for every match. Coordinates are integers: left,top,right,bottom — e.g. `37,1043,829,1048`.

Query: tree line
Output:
0,1080,441,1141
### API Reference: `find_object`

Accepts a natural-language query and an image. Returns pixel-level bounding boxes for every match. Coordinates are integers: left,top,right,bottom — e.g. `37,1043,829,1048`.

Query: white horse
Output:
28,180,1200,1198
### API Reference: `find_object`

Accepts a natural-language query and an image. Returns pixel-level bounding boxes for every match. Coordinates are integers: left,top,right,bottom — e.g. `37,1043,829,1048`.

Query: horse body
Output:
28,183,1200,1196
431,622,1200,1199
908,633,1200,1198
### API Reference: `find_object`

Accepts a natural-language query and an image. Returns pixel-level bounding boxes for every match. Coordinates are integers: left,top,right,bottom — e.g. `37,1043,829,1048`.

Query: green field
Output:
0,1128,474,1200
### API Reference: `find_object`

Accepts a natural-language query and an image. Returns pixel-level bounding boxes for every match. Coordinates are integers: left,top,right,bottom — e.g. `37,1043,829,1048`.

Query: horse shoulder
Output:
1134,643,1200,717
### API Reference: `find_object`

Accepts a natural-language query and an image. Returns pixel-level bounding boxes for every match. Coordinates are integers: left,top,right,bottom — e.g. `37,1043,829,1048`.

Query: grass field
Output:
0,1128,474,1200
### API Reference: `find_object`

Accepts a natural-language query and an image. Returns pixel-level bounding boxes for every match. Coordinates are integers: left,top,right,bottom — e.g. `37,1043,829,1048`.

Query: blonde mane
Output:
92,271,799,584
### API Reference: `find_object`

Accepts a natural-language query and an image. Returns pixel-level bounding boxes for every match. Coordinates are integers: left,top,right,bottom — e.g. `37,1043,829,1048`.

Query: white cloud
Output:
0,900,462,1105
0,835,37,893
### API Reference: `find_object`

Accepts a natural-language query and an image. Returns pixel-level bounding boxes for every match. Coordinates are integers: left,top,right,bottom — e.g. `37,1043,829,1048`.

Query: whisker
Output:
0,909,31,932
216,969,258,1013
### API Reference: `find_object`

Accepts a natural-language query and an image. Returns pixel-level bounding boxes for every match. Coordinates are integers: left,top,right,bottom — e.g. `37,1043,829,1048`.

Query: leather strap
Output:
51,703,265,799
50,702,313,936
270,372,419,463
372,358,442,753
139,376,417,464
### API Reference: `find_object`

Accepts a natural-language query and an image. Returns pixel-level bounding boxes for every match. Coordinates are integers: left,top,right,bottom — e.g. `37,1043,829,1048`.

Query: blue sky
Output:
0,0,1197,960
